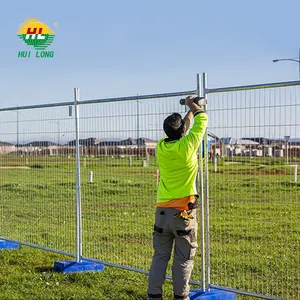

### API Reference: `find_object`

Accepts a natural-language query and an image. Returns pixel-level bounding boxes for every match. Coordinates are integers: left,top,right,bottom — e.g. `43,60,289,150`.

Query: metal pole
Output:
58,122,60,146
74,88,82,263
137,100,140,158
88,171,93,183
286,141,288,164
284,136,290,164
16,112,19,152
287,141,289,164
197,73,206,292
298,47,300,80
202,72,211,291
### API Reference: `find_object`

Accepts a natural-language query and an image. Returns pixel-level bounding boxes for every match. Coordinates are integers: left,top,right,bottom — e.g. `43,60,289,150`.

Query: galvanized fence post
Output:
74,88,83,263
202,72,211,291
197,73,206,292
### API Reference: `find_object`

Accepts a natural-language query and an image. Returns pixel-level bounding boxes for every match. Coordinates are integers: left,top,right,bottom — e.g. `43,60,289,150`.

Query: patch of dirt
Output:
0,166,30,169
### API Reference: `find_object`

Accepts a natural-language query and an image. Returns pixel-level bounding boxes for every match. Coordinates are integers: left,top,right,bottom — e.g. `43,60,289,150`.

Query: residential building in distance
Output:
0,141,15,154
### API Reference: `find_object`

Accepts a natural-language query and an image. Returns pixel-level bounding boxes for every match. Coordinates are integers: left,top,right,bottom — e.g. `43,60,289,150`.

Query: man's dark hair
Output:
163,113,185,139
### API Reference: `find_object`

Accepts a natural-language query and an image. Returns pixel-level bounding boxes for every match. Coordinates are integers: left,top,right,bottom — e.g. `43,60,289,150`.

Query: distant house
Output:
235,139,259,145
68,138,101,146
64,137,157,156
0,141,15,154
220,137,237,145
22,141,58,147
289,138,300,146
241,137,270,145
98,137,157,148
93,137,157,156
98,138,134,147
269,138,300,146
14,141,59,156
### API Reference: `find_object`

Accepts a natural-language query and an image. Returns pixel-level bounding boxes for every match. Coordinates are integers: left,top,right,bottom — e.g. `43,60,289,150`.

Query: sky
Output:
1,0,300,107
0,0,299,143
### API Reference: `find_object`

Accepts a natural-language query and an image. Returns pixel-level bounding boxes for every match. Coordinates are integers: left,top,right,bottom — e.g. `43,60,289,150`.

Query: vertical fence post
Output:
74,88,82,263
202,72,211,291
54,89,104,273
214,158,217,173
88,171,93,183
197,73,206,292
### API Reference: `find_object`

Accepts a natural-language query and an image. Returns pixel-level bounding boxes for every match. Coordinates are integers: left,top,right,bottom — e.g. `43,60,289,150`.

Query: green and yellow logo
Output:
17,18,55,58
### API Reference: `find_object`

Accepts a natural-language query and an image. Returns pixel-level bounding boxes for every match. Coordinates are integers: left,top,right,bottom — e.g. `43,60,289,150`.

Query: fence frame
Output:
1,75,299,300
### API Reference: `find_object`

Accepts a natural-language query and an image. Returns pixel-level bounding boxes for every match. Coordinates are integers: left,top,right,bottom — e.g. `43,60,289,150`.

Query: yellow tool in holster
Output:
174,210,194,220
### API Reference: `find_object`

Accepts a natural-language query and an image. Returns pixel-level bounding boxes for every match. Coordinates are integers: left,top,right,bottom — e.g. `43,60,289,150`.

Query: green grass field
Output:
0,154,299,299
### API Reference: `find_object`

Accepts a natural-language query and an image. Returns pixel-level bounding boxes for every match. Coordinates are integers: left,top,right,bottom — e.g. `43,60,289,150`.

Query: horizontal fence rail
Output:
206,80,300,94
0,90,197,112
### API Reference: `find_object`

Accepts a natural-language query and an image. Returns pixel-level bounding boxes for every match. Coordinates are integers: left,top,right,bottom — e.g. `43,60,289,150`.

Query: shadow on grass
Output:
35,266,54,273
280,181,300,187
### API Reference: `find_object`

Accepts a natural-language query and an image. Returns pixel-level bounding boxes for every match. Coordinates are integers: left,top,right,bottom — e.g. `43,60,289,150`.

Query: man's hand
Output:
185,96,203,113
184,96,196,106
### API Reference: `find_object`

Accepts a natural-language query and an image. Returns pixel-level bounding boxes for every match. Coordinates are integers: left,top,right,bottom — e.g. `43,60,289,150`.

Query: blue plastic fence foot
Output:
189,288,236,300
0,239,19,249
53,260,104,273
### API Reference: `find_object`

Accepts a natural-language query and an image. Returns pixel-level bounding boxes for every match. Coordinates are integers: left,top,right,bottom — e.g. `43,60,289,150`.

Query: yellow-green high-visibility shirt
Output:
156,112,208,203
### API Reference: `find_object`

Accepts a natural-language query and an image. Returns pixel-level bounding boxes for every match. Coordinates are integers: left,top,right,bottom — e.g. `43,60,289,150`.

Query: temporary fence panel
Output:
206,81,300,300
0,105,77,255
76,90,209,282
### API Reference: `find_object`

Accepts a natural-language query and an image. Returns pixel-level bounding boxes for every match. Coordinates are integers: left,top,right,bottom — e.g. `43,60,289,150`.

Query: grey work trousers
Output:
148,207,198,300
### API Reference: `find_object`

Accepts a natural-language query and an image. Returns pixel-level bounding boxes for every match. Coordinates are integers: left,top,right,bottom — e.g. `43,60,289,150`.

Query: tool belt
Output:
174,202,198,220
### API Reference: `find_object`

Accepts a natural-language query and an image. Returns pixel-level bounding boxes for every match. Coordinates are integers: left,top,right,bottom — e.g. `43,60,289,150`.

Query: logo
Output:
17,18,55,58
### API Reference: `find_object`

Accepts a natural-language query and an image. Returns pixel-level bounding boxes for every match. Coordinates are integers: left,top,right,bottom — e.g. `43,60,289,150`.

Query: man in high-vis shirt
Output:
148,96,208,300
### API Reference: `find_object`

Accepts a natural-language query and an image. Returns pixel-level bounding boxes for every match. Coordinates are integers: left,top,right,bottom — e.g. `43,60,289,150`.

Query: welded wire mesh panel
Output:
78,94,206,279
0,106,76,254
207,85,300,299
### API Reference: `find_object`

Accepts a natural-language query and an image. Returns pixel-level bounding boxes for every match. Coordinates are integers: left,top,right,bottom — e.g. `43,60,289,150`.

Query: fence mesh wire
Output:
0,106,76,253
78,96,204,274
207,85,300,300
0,82,299,300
